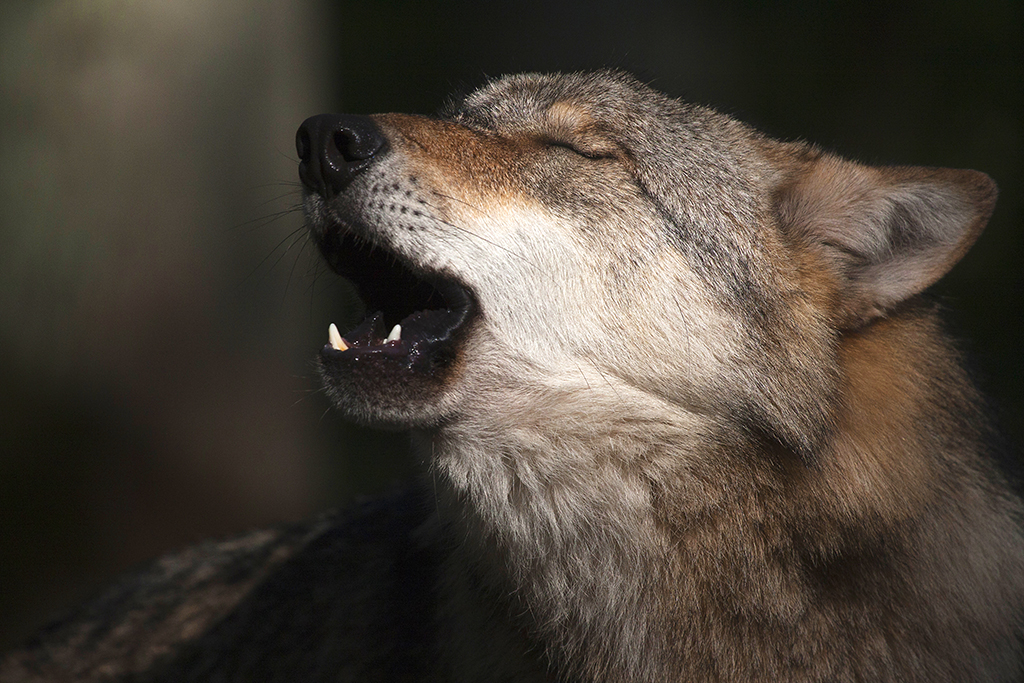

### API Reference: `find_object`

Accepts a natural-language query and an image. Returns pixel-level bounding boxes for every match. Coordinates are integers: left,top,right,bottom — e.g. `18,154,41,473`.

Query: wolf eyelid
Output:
547,140,612,161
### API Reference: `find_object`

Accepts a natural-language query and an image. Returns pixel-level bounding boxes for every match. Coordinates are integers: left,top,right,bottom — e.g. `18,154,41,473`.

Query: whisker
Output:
580,351,622,401
249,180,304,192
230,205,303,235
252,190,303,212
274,146,301,165
240,224,308,285
429,190,488,214
283,233,313,300
268,228,312,283
423,195,543,272
574,363,593,391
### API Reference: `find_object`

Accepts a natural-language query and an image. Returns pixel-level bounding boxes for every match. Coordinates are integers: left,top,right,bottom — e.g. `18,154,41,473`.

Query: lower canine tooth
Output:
328,323,349,351
386,324,402,342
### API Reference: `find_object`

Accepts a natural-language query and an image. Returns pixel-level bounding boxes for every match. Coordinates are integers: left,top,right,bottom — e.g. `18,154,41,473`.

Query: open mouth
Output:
318,227,475,374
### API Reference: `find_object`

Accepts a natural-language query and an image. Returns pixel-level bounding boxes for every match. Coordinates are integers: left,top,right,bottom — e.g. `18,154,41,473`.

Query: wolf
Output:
2,70,1022,682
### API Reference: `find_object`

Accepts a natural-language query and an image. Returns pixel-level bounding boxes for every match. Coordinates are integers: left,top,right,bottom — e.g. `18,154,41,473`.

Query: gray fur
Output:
4,70,1021,682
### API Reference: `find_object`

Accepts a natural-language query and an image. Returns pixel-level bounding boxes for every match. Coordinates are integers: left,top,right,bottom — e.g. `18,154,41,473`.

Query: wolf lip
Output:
317,227,474,374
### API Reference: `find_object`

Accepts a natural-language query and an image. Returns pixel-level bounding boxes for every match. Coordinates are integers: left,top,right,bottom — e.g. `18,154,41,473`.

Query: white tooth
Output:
328,323,349,351
386,324,402,342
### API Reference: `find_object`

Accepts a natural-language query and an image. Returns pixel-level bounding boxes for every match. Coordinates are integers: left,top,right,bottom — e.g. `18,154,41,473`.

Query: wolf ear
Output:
777,154,997,328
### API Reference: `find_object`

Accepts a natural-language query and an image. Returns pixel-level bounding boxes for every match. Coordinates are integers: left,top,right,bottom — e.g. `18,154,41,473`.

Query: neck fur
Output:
421,378,738,681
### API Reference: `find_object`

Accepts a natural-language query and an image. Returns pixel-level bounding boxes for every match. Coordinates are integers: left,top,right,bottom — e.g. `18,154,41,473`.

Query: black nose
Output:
296,114,386,196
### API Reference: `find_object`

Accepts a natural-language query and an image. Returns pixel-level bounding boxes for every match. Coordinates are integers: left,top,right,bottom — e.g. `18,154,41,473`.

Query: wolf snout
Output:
296,114,386,196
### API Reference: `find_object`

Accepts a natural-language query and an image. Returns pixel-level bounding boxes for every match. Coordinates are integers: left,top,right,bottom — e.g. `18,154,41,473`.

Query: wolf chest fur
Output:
3,70,1022,683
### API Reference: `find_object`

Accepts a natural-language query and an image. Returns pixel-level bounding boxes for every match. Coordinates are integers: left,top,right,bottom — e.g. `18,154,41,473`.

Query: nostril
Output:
333,131,350,159
295,126,311,163
296,114,386,196
331,126,383,164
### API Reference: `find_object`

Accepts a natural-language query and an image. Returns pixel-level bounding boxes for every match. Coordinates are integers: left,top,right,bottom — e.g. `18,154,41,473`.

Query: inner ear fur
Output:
777,152,997,328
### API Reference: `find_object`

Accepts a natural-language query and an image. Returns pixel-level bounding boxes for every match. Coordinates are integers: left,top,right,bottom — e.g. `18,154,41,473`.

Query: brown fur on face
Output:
3,70,1021,683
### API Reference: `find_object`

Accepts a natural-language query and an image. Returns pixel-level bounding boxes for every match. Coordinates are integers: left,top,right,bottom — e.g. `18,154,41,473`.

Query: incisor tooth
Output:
386,324,402,342
328,323,349,351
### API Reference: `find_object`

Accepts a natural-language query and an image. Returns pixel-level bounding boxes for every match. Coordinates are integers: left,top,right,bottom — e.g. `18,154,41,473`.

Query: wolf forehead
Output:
447,70,772,211
436,70,784,304
451,69,742,145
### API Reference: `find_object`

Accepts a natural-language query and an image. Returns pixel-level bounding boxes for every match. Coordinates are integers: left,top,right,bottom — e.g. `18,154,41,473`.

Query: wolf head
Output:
298,70,995,461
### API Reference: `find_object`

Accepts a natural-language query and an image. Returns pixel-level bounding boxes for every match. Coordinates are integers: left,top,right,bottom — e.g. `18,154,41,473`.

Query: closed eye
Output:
547,140,613,161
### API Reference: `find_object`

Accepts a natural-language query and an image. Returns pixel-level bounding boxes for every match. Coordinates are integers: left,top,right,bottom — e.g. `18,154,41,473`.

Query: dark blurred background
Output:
1,0,1021,649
